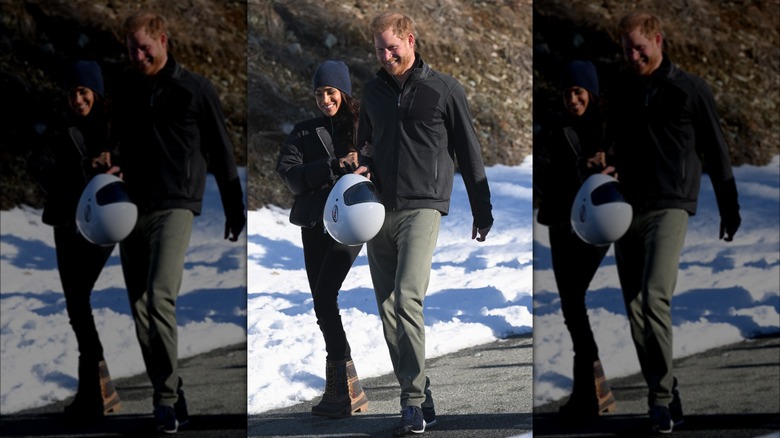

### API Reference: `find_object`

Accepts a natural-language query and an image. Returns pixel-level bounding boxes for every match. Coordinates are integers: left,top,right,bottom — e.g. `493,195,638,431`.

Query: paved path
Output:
534,334,780,437
248,335,534,438
0,342,247,437
2,333,777,437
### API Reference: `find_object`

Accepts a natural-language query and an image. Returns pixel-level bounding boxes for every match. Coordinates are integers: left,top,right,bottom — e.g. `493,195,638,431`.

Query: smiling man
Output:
112,11,246,435
356,11,494,437
607,11,741,435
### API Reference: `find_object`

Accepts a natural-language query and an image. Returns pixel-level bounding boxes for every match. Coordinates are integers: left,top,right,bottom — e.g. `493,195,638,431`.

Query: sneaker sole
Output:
653,421,673,434
158,421,179,435
394,420,426,436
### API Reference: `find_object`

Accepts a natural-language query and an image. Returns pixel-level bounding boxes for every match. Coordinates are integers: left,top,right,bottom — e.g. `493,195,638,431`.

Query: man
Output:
356,11,493,436
112,11,245,434
607,12,740,434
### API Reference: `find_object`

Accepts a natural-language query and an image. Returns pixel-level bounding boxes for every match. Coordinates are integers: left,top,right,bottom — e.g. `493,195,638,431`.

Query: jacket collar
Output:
652,53,677,81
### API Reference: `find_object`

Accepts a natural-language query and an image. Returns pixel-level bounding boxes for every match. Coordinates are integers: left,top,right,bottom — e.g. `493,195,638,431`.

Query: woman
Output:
276,60,368,418
32,60,121,420
535,60,616,418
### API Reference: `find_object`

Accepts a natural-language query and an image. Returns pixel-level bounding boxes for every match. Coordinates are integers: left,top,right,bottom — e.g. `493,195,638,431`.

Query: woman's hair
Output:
334,92,360,152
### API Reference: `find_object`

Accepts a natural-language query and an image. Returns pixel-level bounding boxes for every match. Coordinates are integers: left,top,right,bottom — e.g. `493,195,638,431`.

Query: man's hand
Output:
224,212,246,242
352,165,371,180
719,213,741,242
106,165,123,179
472,224,492,242
600,165,618,180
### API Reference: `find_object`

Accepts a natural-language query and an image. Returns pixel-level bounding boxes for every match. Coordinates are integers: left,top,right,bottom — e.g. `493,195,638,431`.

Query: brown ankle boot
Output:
345,359,368,413
311,359,368,418
593,359,616,414
98,360,122,414
559,358,616,418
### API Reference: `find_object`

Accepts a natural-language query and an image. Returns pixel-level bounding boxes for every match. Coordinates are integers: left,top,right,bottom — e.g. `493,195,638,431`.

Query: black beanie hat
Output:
312,60,352,97
561,60,599,98
66,60,104,97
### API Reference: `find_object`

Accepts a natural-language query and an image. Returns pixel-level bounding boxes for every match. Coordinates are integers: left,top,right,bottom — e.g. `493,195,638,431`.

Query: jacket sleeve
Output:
197,79,245,220
692,80,740,222
276,126,336,196
445,81,493,229
357,96,375,176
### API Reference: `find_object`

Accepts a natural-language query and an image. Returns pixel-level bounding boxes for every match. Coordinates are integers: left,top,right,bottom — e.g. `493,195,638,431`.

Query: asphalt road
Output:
248,335,534,438
0,342,248,437
1,334,777,437
534,334,780,437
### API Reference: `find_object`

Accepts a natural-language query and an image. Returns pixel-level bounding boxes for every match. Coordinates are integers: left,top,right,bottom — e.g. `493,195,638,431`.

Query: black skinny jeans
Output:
301,224,362,362
549,224,609,363
54,223,114,364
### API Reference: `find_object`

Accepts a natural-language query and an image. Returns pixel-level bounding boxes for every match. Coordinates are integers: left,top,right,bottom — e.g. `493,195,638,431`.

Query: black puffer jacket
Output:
277,114,355,227
535,105,606,227
32,108,112,227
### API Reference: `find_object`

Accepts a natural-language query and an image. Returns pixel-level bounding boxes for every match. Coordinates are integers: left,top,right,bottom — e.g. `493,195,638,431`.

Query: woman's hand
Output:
586,151,606,169
340,151,359,169
91,151,112,169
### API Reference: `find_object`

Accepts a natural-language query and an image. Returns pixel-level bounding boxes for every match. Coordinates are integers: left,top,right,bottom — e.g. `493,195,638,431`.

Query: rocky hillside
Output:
0,0,247,210
247,0,533,209
2,1,776,212
534,0,779,167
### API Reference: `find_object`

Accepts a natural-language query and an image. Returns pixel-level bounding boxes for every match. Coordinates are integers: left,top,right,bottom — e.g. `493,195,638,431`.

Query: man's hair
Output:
618,12,663,39
369,12,416,40
123,11,168,38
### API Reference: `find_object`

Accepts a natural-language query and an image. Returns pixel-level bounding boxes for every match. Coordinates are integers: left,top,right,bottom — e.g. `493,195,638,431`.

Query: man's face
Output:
621,28,663,76
126,29,168,76
373,30,415,79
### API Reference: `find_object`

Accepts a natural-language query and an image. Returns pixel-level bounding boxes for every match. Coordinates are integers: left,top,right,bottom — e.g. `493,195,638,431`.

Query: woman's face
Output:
563,86,590,117
68,86,95,117
315,86,342,117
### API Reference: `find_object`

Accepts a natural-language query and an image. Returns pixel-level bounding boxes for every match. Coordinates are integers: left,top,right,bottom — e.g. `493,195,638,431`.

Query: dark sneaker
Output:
395,406,425,436
422,406,437,428
670,378,683,426
154,405,178,434
174,385,189,427
649,405,673,434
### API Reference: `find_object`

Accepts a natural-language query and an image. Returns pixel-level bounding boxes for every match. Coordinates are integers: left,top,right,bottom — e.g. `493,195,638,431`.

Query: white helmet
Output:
323,174,385,246
570,173,633,246
76,174,137,246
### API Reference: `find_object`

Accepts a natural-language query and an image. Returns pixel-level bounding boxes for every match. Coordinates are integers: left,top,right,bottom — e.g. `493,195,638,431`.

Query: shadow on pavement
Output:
249,412,533,437
533,412,780,437
0,412,247,437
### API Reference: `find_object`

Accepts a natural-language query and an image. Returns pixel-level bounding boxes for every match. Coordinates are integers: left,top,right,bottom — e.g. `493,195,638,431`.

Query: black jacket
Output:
277,115,355,227
535,105,606,227
113,55,244,221
32,108,112,227
607,54,739,221
358,54,493,229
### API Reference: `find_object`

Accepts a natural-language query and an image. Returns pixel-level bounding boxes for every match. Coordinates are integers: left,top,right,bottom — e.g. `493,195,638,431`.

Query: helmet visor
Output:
590,181,625,206
96,181,131,206
343,181,379,206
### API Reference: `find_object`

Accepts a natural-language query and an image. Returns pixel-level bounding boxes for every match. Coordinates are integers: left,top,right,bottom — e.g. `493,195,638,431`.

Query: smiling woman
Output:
275,59,368,419
27,59,121,422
